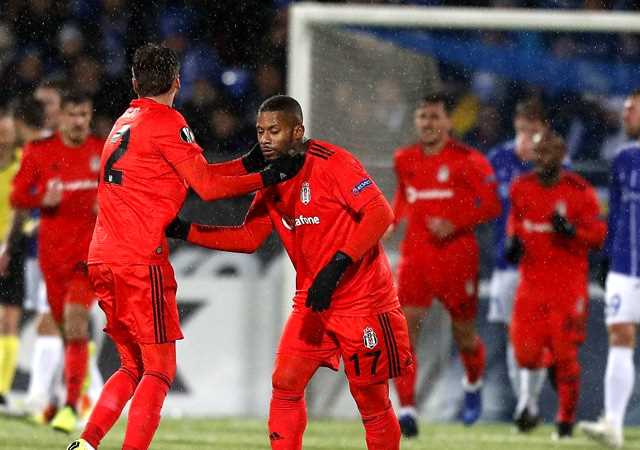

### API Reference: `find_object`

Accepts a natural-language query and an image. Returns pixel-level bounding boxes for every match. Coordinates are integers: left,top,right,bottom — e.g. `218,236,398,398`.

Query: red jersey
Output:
509,171,606,299
392,139,501,259
11,132,103,273
89,98,206,265
257,140,398,316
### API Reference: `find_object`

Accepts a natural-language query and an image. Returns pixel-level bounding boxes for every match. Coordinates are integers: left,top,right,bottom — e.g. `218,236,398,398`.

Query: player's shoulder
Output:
25,134,56,150
307,139,356,165
560,170,591,191
487,140,516,164
393,142,421,160
613,143,640,165
511,172,537,191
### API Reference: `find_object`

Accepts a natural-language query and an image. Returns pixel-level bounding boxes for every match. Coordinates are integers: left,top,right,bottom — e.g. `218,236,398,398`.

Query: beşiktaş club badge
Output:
363,327,378,349
180,127,196,144
437,165,449,182
301,181,311,205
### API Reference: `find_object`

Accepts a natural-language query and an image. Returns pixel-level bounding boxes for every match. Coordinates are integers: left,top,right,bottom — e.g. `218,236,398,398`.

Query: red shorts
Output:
397,255,478,321
277,305,413,386
510,287,587,368
41,263,95,324
88,263,183,344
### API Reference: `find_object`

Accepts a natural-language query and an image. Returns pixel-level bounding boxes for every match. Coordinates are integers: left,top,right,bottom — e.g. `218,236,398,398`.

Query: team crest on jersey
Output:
180,127,196,144
89,155,100,173
437,165,449,183
555,200,567,216
363,327,378,349
301,181,311,205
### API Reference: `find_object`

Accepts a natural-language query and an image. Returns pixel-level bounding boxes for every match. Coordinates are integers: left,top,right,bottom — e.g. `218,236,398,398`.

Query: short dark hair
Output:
37,77,67,94
258,95,303,124
132,43,180,97
417,91,452,113
61,91,93,108
515,98,548,124
12,96,45,128
629,89,640,99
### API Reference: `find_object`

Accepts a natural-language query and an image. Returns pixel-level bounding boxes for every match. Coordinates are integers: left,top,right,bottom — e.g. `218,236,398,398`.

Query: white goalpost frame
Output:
288,3,640,136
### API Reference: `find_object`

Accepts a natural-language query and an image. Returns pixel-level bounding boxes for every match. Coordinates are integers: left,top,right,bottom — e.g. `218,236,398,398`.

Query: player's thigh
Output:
487,269,519,324
276,306,340,376
140,341,177,383
439,266,479,322
510,303,547,368
330,308,413,387
401,305,429,344
604,272,640,326
348,380,391,416
110,263,183,344
397,257,434,308
272,353,322,392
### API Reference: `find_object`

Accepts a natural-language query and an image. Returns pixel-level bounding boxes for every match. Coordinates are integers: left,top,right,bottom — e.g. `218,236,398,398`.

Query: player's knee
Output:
272,366,306,393
63,305,90,340
142,343,177,384
609,323,635,347
555,358,580,382
349,382,391,418
512,344,542,369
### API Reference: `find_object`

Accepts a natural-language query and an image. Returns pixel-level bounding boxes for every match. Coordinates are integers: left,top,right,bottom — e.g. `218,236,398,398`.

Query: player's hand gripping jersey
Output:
392,139,501,260
11,132,102,278
509,171,606,301
89,98,264,265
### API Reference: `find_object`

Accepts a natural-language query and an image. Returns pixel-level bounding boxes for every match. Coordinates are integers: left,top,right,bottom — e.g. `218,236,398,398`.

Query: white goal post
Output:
289,3,640,136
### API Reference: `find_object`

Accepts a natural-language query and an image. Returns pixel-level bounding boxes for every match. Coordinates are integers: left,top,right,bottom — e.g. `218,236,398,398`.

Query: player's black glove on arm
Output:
260,153,305,186
165,216,191,240
551,212,576,238
504,236,524,265
306,251,353,312
241,143,267,173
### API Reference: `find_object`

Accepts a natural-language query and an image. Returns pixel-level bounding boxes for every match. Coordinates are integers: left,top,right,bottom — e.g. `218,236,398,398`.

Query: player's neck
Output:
420,139,446,155
537,169,560,187
60,133,86,148
142,92,175,107
0,148,14,169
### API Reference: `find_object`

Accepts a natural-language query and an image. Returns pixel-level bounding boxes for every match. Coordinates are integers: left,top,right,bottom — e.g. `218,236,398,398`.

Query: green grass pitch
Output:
2,416,640,449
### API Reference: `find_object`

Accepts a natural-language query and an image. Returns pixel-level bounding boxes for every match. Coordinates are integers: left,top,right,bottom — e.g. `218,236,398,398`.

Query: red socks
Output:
393,349,417,406
65,339,88,409
122,372,171,450
82,368,138,448
268,388,307,450
362,406,401,450
461,338,486,384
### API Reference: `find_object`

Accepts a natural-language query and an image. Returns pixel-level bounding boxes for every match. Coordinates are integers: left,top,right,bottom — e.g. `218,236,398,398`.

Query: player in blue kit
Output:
580,89,640,449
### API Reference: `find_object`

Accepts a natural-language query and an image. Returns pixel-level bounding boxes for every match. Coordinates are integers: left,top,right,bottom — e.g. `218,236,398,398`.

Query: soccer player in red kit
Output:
167,95,413,450
10,91,103,432
66,45,300,450
507,131,605,439
388,93,501,435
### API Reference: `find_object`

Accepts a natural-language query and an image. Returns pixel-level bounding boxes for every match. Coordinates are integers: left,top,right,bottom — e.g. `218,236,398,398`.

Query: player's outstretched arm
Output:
166,195,273,253
174,152,302,201
201,143,268,176
569,188,607,248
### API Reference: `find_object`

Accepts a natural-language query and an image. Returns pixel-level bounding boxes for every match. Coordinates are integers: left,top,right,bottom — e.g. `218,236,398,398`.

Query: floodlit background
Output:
3,0,640,430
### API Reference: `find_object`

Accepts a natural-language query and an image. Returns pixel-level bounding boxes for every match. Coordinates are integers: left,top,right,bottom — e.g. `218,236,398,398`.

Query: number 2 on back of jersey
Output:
104,125,131,185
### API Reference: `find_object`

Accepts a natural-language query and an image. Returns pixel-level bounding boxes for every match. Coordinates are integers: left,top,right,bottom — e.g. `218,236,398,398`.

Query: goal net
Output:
288,3,640,421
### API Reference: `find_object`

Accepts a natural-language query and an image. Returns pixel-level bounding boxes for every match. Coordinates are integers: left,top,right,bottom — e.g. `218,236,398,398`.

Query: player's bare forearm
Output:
175,154,263,201
340,195,393,261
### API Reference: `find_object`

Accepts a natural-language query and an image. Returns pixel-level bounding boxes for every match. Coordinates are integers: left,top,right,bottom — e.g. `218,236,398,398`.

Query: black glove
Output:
306,251,353,312
241,143,267,173
595,257,609,288
504,236,524,265
260,153,305,186
551,212,576,238
165,216,191,240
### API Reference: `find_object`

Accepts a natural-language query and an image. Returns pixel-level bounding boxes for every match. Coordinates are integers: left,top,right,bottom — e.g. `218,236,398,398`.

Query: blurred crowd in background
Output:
0,0,638,267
